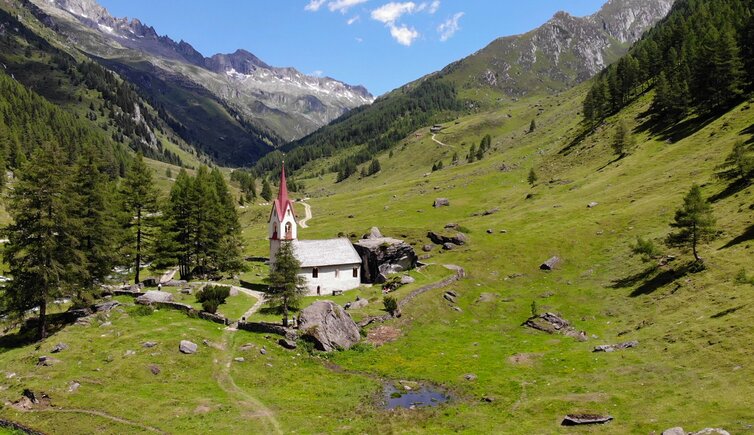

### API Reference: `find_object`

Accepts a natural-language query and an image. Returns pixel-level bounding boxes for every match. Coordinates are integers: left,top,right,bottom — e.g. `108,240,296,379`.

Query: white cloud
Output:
437,12,463,41
304,0,326,11
347,15,360,25
389,23,419,46
428,0,440,14
328,0,368,13
371,2,416,24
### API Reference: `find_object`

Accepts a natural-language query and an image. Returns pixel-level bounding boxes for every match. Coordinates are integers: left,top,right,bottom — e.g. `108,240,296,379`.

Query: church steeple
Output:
268,162,297,263
277,161,290,212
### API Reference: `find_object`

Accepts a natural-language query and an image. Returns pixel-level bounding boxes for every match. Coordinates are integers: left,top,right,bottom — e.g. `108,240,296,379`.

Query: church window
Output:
312,267,319,278
352,267,358,278
285,222,292,239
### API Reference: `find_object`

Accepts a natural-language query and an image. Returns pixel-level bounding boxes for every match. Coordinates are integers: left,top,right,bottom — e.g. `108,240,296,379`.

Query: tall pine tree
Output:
120,153,159,284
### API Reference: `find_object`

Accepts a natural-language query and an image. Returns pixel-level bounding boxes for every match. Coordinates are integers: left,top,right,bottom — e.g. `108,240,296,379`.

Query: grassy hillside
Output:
1,64,752,432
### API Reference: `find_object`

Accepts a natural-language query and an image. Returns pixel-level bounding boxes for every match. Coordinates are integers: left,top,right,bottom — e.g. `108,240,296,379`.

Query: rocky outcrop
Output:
136,290,174,304
540,256,562,270
561,414,613,426
593,341,638,352
523,312,587,341
179,340,197,354
298,301,360,352
353,236,418,283
428,231,468,246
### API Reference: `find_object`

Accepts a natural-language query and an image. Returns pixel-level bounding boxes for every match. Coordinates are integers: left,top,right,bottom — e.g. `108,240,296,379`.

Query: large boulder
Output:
540,256,561,270
179,340,197,354
433,198,450,208
353,237,418,284
136,291,174,305
298,301,360,352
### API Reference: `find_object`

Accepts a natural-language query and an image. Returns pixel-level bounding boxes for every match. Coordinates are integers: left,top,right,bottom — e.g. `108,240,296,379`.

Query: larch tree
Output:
120,153,159,284
261,179,273,201
666,184,717,263
2,142,86,340
265,241,306,326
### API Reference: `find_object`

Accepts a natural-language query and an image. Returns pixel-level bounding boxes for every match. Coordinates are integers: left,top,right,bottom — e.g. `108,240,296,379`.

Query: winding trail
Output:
431,133,454,148
234,287,266,323
30,408,165,433
298,200,313,229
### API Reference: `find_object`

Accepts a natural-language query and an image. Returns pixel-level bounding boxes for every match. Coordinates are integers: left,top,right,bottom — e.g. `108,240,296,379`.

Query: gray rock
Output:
364,227,383,239
692,429,730,435
93,301,120,312
163,280,188,287
260,348,267,355
99,321,112,328
136,290,174,305
452,306,463,312
124,350,136,357
464,373,477,381
353,237,418,284
662,428,686,435
587,201,599,208
400,275,416,285
51,343,68,353
433,198,450,207
278,339,297,350
422,244,434,252
593,341,639,353
298,301,361,352
443,292,457,303
348,299,369,310
428,231,467,246
444,223,459,229
180,288,192,295
37,356,61,366
443,242,457,250
142,341,158,348
68,381,80,393
179,340,198,354
234,357,245,363
540,256,561,270
562,414,613,425
149,364,160,375
486,229,494,234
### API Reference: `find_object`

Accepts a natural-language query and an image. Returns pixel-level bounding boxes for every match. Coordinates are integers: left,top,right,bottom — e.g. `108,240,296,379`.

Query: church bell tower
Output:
268,163,297,264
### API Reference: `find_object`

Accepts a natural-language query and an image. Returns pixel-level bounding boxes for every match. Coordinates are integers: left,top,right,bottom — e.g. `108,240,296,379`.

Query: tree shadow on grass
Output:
635,111,719,144
0,313,71,352
611,262,695,297
709,177,752,203
719,224,754,250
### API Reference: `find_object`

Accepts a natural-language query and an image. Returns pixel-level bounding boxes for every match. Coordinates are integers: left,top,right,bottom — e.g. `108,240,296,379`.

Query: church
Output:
268,164,362,296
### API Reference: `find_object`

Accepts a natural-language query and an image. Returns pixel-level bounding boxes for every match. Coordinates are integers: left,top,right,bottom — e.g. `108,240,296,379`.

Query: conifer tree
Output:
666,184,716,263
529,119,536,133
210,168,245,275
261,179,273,201
368,158,381,175
528,168,538,186
2,142,86,340
716,141,753,181
265,241,306,326
611,121,633,157
120,153,159,284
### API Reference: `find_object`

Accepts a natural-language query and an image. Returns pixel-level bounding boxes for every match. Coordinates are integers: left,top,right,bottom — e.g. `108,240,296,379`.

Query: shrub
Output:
735,268,754,285
631,237,661,262
196,285,230,314
131,305,154,316
383,296,398,314
530,301,538,318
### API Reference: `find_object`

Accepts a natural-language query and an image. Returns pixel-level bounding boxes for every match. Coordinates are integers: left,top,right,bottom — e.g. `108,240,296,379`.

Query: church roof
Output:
292,239,361,268
272,163,296,221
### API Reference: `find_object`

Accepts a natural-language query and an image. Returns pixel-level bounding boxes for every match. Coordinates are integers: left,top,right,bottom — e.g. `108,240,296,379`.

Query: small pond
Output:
382,382,449,409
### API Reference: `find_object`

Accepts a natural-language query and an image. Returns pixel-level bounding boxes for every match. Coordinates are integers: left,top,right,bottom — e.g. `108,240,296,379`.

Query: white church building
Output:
268,164,362,296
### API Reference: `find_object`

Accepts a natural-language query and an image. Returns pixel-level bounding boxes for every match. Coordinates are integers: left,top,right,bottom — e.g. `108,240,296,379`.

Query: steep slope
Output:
260,0,674,178
23,0,373,146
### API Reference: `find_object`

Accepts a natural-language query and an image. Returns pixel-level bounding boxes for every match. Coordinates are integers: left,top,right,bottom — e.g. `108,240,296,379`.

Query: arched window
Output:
272,228,278,239
285,222,293,239
312,267,319,278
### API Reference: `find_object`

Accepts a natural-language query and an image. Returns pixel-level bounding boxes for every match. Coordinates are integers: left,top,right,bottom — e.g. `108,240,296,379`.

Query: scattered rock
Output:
561,414,613,426
348,299,369,310
662,428,686,435
234,357,245,363
400,275,415,285
149,364,160,375
260,348,267,355
136,290,174,305
37,356,61,367
239,343,255,352
142,341,158,348
587,202,599,208
278,339,297,350
179,340,198,354
428,231,467,246
366,325,401,346
51,343,68,353
444,223,459,229
99,321,112,328
452,306,463,312
500,229,508,234
523,313,587,341
422,244,434,252
363,227,383,239
93,301,120,312
692,429,731,435
593,341,639,353
68,381,80,393
540,256,561,271
298,301,361,352
486,229,493,234
433,198,450,208
442,242,457,250
180,288,192,295
481,395,495,403
124,350,136,357
464,373,477,381
443,291,457,303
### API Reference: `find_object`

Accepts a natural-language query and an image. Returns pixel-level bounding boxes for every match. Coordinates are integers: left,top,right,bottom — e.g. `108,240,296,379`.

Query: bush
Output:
196,285,230,314
631,237,661,262
735,268,754,285
383,296,398,314
130,305,154,316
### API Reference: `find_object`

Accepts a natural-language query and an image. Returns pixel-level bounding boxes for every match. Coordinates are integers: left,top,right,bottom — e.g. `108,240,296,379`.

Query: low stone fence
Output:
237,321,296,339
133,298,230,326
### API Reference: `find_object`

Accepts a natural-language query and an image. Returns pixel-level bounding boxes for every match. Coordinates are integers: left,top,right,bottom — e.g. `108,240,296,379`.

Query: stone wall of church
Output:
299,264,361,296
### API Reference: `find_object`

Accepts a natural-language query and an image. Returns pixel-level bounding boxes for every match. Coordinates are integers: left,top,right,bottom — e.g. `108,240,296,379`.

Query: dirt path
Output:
215,330,282,434
298,200,313,228
31,408,166,433
431,133,454,148
159,268,178,284
234,287,266,322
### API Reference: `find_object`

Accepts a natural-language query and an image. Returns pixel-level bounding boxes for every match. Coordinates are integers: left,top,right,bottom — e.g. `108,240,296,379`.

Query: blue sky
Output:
98,1,606,96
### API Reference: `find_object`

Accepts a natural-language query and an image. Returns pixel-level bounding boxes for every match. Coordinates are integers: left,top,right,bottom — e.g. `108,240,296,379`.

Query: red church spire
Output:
277,161,289,207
